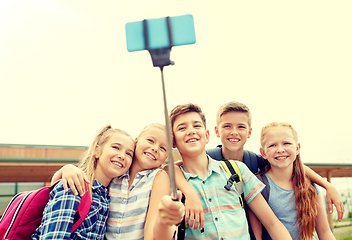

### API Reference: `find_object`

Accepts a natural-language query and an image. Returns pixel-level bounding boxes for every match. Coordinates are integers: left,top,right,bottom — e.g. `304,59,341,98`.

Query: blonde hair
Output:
260,122,317,240
138,123,167,168
78,125,133,192
138,123,166,138
216,101,252,127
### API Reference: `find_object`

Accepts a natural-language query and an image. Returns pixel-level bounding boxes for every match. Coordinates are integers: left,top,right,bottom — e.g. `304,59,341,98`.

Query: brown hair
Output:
170,103,206,130
260,122,317,240
78,125,133,192
216,101,252,127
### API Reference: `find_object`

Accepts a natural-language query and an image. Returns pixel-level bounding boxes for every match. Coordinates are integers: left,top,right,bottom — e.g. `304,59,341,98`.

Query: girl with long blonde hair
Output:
32,125,135,239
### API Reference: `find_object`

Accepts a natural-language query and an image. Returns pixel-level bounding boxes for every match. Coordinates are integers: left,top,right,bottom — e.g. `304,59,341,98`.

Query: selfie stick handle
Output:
160,69,178,201
144,17,178,201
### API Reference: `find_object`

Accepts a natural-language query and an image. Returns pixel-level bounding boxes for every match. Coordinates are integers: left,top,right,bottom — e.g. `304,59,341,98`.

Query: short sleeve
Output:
237,161,265,204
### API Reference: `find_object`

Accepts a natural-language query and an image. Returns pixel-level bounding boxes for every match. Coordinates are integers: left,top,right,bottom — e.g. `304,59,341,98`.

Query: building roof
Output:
1,143,351,182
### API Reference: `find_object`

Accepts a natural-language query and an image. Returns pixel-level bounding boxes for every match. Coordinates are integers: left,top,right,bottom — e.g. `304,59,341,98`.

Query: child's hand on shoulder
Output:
325,184,345,221
184,187,205,230
61,164,90,196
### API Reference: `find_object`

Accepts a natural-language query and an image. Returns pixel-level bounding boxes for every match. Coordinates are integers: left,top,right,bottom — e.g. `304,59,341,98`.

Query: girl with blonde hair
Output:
51,123,184,240
32,125,135,239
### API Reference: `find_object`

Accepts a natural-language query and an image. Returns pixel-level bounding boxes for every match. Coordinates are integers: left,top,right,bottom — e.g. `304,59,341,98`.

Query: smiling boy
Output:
166,103,292,240
207,101,344,220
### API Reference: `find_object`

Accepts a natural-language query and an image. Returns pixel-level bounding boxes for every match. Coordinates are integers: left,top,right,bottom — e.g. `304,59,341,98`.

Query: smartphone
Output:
125,14,196,52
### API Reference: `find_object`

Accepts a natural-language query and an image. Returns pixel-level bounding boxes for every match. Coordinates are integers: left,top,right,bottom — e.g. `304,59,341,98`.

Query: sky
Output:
1,1,352,197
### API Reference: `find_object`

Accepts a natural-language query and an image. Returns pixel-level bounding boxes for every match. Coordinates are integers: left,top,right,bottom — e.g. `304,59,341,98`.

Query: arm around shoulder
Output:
315,193,336,240
144,170,184,240
304,165,344,221
164,162,204,230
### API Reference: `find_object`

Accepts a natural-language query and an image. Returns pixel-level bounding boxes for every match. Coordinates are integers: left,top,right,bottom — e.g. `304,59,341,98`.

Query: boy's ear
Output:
205,129,210,144
247,127,252,139
214,126,220,138
259,148,267,159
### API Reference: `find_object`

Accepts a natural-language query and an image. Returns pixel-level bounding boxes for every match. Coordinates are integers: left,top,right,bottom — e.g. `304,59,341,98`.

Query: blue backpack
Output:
257,174,270,202
206,145,263,174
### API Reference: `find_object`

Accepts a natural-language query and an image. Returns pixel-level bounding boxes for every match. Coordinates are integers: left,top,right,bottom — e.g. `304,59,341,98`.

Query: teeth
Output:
112,162,123,168
145,152,156,160
229,139,239,142
276,156,287,160
187,139,197,143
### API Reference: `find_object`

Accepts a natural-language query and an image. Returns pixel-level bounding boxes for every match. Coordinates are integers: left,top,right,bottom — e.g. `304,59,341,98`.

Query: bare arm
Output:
247,207,263,240
144,170,184,240
51,164,89,196
248,194,292,240
304,165,344,221
315,193,336,240
164,162,204,230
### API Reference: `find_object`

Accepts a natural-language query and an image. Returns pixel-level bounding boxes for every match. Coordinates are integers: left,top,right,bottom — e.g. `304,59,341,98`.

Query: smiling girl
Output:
51,123,184,240
32,125,135,239
250,122,335,240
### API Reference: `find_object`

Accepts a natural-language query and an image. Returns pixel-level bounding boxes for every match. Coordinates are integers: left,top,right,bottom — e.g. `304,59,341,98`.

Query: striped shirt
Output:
31,180,109,240
105,168,162,240
181,157,264,240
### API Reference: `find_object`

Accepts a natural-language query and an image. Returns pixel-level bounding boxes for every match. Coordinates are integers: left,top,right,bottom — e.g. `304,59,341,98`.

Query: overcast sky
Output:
1,1,351,194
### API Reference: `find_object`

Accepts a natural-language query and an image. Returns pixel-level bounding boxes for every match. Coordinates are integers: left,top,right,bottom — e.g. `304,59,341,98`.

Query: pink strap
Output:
72,184,92,232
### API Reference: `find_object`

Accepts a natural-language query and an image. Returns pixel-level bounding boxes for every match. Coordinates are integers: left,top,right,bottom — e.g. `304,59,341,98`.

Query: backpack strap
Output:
206,145,223,160
220,160,245,208
72,184,92,232
243,150,260,174
176,194,186,240
257,174,269,202
50,180,92,232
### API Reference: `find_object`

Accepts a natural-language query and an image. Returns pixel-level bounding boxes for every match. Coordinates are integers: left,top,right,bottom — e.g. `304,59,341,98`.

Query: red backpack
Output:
0,181,91,240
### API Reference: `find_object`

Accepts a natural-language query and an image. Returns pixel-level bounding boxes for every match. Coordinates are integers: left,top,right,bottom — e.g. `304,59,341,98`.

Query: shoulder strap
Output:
177,194,186,240
206,145,223,160
72,192,92,231
50,180,92,232
257,174,269,202
243,150,260,174
220,160,244,208
72,184,92,232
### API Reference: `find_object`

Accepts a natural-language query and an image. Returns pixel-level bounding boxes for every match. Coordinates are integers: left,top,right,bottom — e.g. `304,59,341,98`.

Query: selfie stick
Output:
143,17,178,201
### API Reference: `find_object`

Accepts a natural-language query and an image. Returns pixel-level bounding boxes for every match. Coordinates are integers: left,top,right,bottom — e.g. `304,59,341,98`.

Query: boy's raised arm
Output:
164,162,205,230
248,194,292,240
304,165,344,221
51,164,89,196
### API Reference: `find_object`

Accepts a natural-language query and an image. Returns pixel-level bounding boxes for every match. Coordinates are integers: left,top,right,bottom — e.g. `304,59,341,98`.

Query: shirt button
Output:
215,217,218,221
202,181,205,184
208,198,212,202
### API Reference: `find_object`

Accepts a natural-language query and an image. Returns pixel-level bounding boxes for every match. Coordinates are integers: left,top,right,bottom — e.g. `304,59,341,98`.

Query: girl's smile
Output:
260,126,300,170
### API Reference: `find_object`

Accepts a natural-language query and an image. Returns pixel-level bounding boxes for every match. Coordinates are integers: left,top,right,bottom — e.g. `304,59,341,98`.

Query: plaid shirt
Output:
32,180,109,240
